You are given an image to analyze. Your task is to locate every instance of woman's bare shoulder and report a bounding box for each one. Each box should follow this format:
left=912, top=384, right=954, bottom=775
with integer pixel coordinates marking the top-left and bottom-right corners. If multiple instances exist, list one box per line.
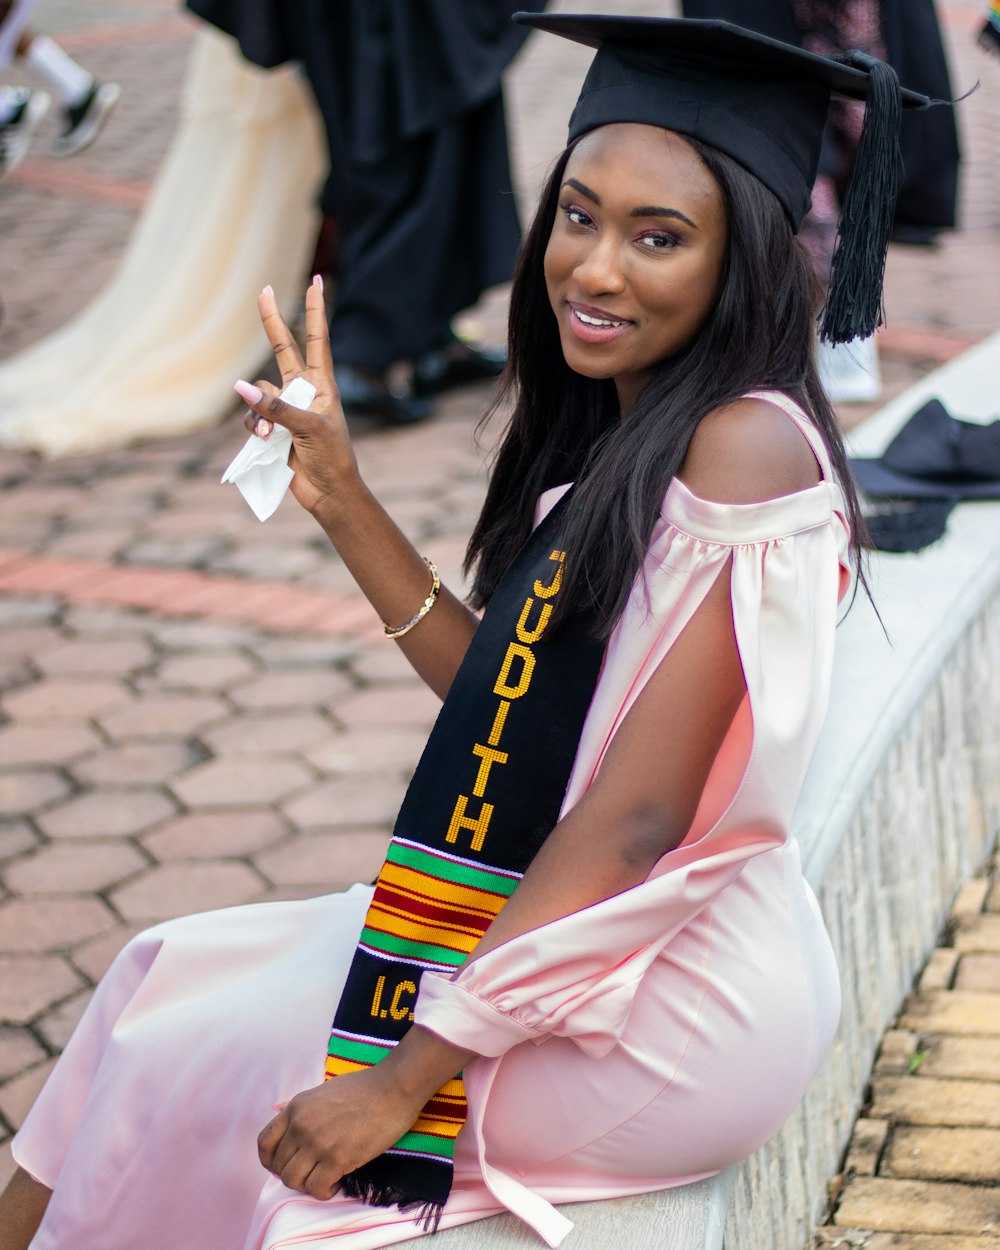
left=678, top=397, right=821, bottom=505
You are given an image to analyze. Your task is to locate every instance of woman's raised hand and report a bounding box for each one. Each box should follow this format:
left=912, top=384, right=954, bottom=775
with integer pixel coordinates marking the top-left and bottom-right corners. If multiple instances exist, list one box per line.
left=234, top=279, right=479, bottom=700
left=235, top=278, right=357, bottom=517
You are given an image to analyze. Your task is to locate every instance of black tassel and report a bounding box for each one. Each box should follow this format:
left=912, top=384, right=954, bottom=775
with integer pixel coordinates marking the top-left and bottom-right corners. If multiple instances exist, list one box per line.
left=819, top=51, right=903, bottom=345
left=340, top=1173, right=445, bottom=1233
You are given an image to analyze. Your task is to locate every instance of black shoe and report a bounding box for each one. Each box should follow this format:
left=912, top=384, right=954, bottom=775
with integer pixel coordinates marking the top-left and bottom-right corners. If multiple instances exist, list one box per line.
left=336, top=363, right=434, bottom=426
left=51, top=81, right=120, bottom=158
left=412, top=339, right=506, bottom=398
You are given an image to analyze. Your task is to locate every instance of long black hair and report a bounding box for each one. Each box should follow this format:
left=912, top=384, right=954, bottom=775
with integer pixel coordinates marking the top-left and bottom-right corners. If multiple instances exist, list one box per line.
left=465, top=133, right=870, bottom=636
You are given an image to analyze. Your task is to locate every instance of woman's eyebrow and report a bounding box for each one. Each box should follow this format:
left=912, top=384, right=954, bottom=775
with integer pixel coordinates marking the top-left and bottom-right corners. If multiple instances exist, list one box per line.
left=564, top=177, right=600, bottom=203
left=630, top=205, right=699, bottom=229
left=563, top=180, right=698, bottom=230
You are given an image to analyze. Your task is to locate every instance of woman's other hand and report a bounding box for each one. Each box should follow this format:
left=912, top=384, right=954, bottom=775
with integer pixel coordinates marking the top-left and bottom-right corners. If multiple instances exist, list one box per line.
left=257, top=1027, right=472, bottom=1200
left=235, top=278, right=358, bottom=518
left=257, top=1067, right=421, bottom=1200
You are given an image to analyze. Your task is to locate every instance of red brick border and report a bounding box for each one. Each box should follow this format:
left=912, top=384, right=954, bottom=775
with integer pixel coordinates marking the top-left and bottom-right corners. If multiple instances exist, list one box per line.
left=60, top=17, right=192, bottom=53
left=10, top=163, right=150, bottom=209
left=0, top=548, right=382, bottom=642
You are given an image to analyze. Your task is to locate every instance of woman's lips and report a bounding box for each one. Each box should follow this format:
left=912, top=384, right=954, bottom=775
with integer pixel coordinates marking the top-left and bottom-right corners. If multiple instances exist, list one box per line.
left=566, top=301, right=633, bottom=344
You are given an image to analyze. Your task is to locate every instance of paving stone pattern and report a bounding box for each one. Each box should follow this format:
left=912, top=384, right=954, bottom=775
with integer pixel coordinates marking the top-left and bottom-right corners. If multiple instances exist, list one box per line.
left=816, top=855, right=1000, bottom=1248
left=0, top=0, right=998, bottom=1228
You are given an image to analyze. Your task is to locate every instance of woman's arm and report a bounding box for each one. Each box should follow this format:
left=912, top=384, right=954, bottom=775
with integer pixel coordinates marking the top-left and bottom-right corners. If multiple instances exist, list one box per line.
left=257, top=398, right=820, bottom=1197
left=237, top=281, right=478, bottom=698
left=257, top=539, right=745, bottom=1199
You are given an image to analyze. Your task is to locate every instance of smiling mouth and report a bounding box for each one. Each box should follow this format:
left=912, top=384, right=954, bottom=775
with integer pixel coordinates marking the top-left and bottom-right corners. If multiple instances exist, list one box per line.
left=567, top=302, right=633, bottom=343
left=574, top=309, right=628, bottom=328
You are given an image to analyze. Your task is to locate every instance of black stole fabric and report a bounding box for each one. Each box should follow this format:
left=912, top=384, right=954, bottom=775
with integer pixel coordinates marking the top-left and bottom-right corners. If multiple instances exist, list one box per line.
left=326, top=490, right=604, bottom=1216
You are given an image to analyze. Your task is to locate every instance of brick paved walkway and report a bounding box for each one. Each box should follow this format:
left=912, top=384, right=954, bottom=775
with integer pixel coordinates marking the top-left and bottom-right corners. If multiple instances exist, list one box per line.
left=0, top=0, right=998, bottom=1229
left=816, top=849, right=1000, bottom=1248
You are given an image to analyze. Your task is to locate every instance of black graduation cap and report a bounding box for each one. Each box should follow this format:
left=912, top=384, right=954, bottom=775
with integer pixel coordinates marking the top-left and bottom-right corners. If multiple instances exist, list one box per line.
left=851, top=398, right=1000, bottom=500
left=513, top=13, right=933, bottom=345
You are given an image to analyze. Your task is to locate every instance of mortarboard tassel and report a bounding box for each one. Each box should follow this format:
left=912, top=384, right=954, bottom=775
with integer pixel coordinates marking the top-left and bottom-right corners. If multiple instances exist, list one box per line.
left=819, top=51, right=902, bottom=346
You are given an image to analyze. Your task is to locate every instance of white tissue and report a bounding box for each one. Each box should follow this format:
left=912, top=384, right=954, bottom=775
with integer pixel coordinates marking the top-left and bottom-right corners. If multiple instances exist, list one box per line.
left=221, top=376, right=317, bottom=521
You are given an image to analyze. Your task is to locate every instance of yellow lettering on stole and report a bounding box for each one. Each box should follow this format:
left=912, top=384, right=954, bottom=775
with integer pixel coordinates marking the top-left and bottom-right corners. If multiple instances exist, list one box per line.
left=471, top=743, right=508, bottom=797
left=445, top=794, right=494, bottom=852
left=533, top=550, right=566, bottom=599
left=488, top=701, right=510, bottom=746
left=516, top=596, right=553, bottom=645
left=446, top=549, right=565, bottom=858
left=493, top=643, right=535, bottom=699
left=370, top=974, right=388, bottom=1019
left=389, top=979, right=417, bottom=1021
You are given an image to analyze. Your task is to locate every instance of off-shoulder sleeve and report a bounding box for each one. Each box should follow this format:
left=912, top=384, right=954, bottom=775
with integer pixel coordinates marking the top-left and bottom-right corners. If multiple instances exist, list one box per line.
left=414, top=477, right=851, bottom=1059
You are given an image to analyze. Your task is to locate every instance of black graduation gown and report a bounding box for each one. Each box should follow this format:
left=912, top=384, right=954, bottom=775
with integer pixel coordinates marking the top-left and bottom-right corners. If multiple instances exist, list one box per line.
left=186, top=0, right=546, bottom=367
left=680, top=0, right=960, bottom=232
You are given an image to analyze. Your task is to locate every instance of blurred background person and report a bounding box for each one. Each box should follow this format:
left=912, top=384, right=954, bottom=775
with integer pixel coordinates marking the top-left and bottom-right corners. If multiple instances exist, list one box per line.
left=682, top=0, right=960, bottom=402
left=187, top=0, right=547, bottom=424
left=0, top=0, right=119, bottom=175
left=0, top=21, right=324, bottom=455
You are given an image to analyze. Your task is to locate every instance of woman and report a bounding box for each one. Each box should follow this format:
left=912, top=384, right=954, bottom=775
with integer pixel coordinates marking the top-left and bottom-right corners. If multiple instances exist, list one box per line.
left=0, top=14, right=927, bottom=1250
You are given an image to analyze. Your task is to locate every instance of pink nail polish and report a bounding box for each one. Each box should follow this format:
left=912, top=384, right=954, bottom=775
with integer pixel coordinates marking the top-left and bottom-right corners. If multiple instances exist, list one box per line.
left=255, top=419, right=272, bottom=440
left=312, top=273, right=324, bottom=292
left=262, top=284, right=274, bottom=297
left=271, top=1102, right=284, bottom=1112
left=235, top=379, right=263, bottom=405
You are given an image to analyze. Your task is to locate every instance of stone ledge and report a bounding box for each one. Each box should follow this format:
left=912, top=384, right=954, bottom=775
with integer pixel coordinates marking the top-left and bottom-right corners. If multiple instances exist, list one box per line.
left=727, top=330, right=1000, bottom=1250
left=432, top=331, right=1000, bottom=1249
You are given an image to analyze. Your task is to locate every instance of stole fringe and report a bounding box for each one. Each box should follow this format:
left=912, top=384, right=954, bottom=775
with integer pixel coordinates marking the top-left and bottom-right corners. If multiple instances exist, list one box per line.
left=341, top=1174, right=445, bottom=1233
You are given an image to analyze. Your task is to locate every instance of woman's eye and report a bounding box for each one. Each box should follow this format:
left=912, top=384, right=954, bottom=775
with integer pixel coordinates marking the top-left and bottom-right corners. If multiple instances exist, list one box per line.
left=638, top=231, right=680, bottom=251
left=562, top=205, right=593, bottom=228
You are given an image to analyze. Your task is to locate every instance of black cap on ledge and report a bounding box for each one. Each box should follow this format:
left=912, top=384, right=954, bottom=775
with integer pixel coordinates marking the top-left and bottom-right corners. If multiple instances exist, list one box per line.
left=513, top=13, right=933, bottom=344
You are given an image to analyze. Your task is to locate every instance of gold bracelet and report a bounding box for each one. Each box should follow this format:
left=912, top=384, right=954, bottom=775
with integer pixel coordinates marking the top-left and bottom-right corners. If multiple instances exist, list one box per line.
left=382, top=558, right=441, bottom=639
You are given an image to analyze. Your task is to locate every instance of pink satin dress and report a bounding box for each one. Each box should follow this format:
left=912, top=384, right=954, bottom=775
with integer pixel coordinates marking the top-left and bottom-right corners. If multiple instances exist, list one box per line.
left=14, top=391, right=849, bottom=1249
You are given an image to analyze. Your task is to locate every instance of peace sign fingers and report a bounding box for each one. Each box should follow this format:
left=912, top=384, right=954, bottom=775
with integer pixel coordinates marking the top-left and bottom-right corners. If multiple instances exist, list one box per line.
left=304, top=275, right=335, bottom=381
left=259, top=284, right=306, bottom=384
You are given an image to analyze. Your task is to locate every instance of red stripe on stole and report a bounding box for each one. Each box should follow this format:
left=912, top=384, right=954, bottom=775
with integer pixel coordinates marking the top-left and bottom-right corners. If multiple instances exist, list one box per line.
left=422, top=1097, right=467, bottom=1123
left=382, top=871, right=502, bottom=919
left=373, top=883, right=493, bottom=934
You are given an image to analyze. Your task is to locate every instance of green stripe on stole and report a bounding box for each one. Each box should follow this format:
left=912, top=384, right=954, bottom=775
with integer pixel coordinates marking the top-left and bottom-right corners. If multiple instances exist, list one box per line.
left=386, top=841, right=520, bottom=896
left=360, top=927, right=467, bottom=967
left=393, top=1131, right=457, bottom=1159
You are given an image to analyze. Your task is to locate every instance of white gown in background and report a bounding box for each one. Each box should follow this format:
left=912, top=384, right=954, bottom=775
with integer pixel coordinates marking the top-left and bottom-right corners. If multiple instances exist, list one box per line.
left=0, top=25, right=325, bottom=457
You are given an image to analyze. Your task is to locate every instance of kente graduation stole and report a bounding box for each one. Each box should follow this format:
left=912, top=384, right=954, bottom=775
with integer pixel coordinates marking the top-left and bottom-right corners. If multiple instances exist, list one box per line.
left=325, top=492, right=603, bottom=1220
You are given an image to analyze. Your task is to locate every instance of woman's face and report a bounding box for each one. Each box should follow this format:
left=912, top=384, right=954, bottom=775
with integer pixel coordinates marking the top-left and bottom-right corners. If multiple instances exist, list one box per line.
left=544, top=123, right=728, bottom=413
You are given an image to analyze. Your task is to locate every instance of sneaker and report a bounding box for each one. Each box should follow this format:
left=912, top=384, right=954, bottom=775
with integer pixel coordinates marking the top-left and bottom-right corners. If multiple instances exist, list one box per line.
left=0, top=88, right=51, bottom=180
left=51, top=81, right=120, bottom=158
left=817, top=334, right=881, bottom=404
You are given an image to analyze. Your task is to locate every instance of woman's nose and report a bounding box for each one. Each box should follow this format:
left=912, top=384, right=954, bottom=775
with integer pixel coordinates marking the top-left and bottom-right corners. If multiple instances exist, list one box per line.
left=574, top=237, right=626, bottom=296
